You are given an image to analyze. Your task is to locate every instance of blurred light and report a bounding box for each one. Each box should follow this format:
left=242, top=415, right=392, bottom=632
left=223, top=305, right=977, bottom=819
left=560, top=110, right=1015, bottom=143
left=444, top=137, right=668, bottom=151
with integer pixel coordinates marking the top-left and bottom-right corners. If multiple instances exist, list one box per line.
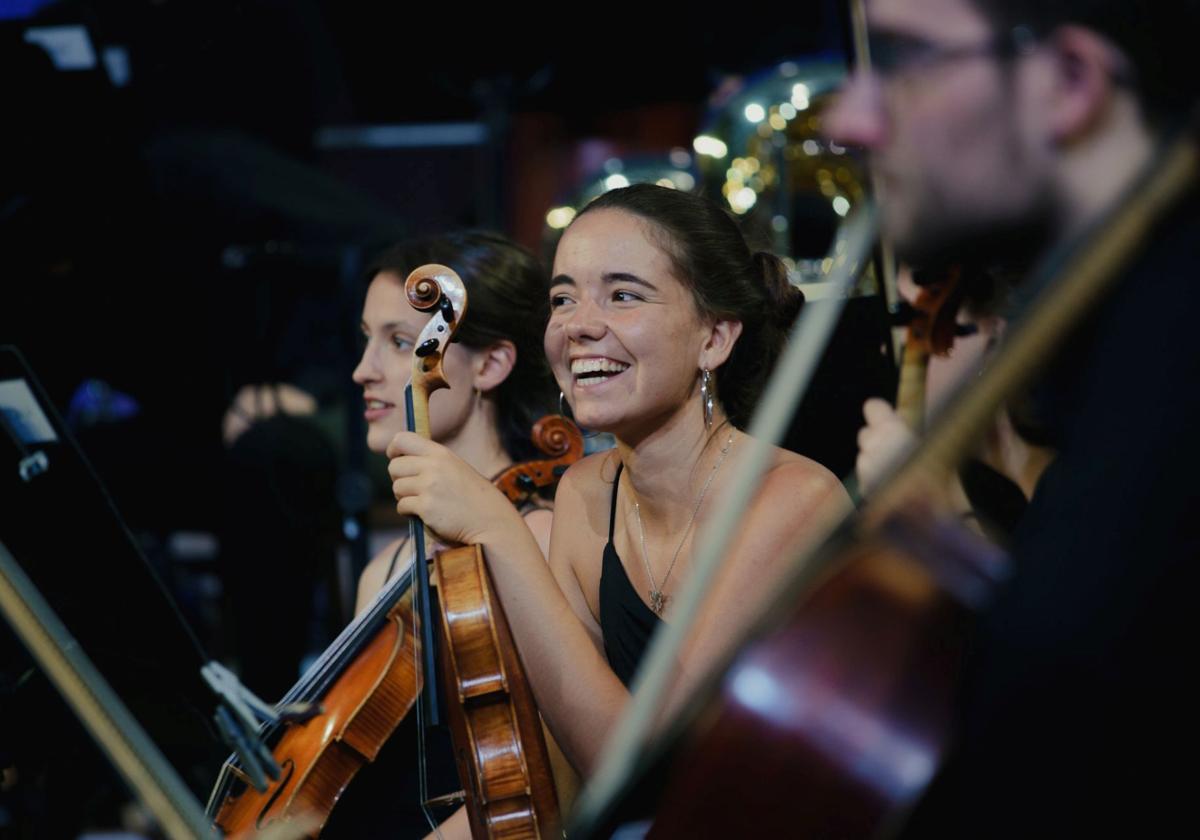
left=832, top=196, right=851, bottom=217
left=792, top=82, right=811, bottom=110
left=546, top=206, right=577, bottom=229
left=675, top=172, right=696, bottom=191
left=779, top=102, right=798, bottom=120
left=101, top=46, right=131, bottom=87
left=729, top=187, right=758, bottom=214
left=655, top=178, right=677, bottom=189
left=604, top=174, right=630, bottom=190
left=315, top=123, right=487, bottom=150
left=744, top=103, right=766, bottom=123
left=603, top=158, right=624, bottom=174
left=693, top=135, right=729, bottom=158
left=779, top=62, right=800, bottom=78
left=772, top=215, right=789, bottom=232
left=769, top=113, right=787, bottom=131
left=669, top=147, right=692, bottom=168
left=24, top=25, right=96, bottom=70
left=802, top=139, right=821, bottom=156
left=829, top=141, right=846, bottom=155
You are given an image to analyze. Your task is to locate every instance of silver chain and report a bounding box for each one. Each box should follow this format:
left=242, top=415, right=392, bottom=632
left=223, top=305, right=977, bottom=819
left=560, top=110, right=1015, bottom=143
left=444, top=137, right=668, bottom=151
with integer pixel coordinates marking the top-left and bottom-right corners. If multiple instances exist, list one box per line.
left=632, top=431, right=735, bottom=615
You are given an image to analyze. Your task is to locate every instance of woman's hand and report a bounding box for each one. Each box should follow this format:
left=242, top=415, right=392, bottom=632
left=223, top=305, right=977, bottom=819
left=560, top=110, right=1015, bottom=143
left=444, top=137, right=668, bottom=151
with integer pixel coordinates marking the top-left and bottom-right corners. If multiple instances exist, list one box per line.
left=386, top=431, right=522, bottom=547
left=856, top=398, right=918, bottom=496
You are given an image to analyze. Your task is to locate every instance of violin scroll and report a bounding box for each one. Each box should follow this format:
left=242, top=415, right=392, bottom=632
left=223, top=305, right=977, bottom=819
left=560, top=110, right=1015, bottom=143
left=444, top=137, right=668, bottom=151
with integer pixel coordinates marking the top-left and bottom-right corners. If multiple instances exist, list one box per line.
left=493, top=415, right=585, bottom=505
left=405, top=264, right=468, bottom=392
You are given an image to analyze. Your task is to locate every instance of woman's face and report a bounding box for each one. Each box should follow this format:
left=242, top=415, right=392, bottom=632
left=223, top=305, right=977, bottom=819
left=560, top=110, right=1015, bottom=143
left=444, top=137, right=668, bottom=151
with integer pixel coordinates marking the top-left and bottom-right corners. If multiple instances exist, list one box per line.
left=352, top=271, right=481, bottom=453
left=545, top=209, right=716, bottom=439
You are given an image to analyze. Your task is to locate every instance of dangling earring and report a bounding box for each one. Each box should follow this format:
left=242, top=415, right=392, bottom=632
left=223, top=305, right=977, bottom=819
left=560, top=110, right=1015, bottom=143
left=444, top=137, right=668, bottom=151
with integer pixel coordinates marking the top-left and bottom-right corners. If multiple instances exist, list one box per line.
left=559, top=390, right=568, bottom=418
left=700, top=368, right=714, bottom=430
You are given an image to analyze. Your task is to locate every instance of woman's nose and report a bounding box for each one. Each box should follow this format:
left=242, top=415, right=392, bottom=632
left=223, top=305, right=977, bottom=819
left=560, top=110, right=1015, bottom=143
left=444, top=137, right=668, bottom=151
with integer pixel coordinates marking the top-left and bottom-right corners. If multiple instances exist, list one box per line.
left=563, top=298, right=607, bottom=342
left=352, top=343, right=378, bottom=384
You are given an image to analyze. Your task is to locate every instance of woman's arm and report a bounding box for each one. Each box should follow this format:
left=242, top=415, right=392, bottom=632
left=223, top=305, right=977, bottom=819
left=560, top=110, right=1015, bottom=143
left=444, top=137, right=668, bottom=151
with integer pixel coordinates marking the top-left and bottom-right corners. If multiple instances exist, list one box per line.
left=388, top=435, right=631, bottom=776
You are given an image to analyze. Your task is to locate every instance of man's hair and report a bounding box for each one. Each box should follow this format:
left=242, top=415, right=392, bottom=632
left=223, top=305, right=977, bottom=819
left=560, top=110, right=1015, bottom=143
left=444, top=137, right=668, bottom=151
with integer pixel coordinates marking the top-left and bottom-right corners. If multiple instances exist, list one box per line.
left=971, top=0, right=1200, bottom=127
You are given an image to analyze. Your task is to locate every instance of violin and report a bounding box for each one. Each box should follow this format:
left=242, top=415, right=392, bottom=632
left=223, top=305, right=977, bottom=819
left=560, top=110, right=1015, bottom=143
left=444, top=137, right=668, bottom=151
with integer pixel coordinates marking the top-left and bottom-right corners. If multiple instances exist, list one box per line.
left=493, top=415, right=585, bottom=507
left=410, top=264, right=564, bottom=840
left=206, top=266, right=470, bottom=837
left=894, top=264, right=962, bottom=430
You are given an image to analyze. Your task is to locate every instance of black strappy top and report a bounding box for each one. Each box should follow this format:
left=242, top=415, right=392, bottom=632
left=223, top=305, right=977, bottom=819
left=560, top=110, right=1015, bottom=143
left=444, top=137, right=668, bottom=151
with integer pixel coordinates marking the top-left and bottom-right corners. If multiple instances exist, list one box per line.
left=599, top=463, right=665, bottom=688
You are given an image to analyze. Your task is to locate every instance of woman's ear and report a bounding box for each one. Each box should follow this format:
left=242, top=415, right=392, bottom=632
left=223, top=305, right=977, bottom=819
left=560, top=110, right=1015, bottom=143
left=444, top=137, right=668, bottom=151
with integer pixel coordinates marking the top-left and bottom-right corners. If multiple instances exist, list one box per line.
left=698, top=319, right=743, bottom=371
left=473, top=340, right=517, bottom=393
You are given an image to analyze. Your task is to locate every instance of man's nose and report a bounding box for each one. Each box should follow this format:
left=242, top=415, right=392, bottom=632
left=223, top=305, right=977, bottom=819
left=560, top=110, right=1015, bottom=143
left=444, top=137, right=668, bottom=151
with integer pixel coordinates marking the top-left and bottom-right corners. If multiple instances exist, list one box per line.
left=822, top=69, right=888, bottom=151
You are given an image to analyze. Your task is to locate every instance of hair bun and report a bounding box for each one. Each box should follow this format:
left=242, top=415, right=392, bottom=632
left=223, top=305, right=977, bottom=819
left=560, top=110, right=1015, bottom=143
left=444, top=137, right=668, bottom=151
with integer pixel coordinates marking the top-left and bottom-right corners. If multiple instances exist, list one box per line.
left=752, top=250, right=805, bottom=328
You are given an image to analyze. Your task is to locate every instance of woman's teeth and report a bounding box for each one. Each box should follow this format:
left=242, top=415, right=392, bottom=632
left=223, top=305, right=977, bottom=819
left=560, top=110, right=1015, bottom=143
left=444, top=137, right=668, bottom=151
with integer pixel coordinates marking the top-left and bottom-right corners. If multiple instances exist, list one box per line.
left=571, top=358, right=630, bottom=383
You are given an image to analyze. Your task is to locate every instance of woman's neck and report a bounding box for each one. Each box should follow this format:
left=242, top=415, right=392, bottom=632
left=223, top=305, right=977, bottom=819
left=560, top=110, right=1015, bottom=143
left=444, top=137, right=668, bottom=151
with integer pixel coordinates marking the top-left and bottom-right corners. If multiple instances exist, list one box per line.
left=617, top=405, right=735, bottom=533
left=443, top=397, right=513, bottom=480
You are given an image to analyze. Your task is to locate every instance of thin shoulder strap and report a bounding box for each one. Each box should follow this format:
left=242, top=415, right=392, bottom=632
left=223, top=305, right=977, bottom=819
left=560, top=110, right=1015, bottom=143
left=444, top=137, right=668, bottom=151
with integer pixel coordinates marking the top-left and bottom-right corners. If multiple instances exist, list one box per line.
left=608, top=463, right=624, bottom=543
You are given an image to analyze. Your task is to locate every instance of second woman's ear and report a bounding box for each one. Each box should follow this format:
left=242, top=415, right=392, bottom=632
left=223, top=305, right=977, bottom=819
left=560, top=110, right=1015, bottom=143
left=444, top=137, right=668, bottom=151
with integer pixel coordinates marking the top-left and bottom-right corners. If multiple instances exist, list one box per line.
left=473, top=340, right=518, bottom=392
left=698, top=319, right=744, bottom=371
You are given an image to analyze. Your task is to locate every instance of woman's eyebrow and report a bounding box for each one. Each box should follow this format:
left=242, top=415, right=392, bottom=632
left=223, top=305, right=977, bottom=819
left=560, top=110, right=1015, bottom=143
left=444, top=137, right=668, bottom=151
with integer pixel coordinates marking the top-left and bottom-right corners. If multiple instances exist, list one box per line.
left=550, top=274, right=576, bottom=287
left=603, top=272, right=658, bottom=291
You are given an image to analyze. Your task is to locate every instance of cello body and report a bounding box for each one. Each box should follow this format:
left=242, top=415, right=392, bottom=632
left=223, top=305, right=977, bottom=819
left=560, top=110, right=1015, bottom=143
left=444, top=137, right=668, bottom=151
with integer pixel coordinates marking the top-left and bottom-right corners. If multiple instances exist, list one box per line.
left=587, top=509, right=1007, bottom=839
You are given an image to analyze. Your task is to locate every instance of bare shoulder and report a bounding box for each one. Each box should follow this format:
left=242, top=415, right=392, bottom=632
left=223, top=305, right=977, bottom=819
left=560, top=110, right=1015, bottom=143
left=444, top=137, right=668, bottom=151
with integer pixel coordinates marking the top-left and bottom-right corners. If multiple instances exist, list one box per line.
left=555, top=449, right=621, bottom=513
left=356, top=536, right=408, bottom=615
left=755, top=447, right=851, bottom=519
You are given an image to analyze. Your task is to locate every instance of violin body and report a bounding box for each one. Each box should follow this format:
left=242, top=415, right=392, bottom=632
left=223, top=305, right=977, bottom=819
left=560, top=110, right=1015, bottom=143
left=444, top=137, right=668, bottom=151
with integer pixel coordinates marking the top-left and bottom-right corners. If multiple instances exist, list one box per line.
left=436, top=544, right=560, bottom=839
left=212, top=590, right=421, bottom=837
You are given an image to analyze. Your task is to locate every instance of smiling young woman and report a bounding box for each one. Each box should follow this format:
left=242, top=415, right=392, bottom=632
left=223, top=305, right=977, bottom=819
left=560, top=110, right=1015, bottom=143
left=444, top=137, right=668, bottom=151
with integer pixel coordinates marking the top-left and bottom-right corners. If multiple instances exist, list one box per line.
left=385, top=185, right=851, bottom=791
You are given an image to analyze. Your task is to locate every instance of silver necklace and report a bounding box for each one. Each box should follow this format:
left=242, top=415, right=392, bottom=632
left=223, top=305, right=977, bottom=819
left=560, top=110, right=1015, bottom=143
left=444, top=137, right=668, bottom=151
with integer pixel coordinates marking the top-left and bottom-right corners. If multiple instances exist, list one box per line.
left=631, top=431, right=734, bottom=615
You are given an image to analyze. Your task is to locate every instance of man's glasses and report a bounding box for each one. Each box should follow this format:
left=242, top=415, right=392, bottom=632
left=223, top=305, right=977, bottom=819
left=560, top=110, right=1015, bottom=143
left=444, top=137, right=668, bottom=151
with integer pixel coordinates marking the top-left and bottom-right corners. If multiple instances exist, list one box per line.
left=866, top=26, right=1038, bottom=81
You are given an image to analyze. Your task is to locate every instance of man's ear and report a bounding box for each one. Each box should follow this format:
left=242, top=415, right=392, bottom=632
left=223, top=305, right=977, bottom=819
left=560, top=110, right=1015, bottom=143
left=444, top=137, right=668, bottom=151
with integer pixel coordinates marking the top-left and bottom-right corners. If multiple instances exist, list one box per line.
left=1044, top=25, right=1129, bottom=143
left=698, top=319, right=743, bottom=371
left=473, top=340, right=517, bottom=392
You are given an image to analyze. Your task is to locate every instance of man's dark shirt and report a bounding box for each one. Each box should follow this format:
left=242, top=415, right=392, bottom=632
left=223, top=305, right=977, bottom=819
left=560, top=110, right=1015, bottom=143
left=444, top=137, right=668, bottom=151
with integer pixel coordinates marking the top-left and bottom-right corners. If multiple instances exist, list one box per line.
left=906, top=191, right=1200, bottom=836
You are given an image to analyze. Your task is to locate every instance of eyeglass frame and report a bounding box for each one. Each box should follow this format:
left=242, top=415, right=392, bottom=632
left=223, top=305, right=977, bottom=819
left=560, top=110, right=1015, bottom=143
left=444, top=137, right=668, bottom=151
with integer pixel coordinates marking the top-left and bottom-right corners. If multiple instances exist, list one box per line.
left=864, top=25, right=1041, bottom=81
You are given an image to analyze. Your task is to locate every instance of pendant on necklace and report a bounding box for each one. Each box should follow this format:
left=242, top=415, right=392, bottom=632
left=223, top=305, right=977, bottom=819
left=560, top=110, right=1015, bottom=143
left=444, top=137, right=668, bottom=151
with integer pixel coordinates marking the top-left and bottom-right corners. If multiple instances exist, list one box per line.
left=649, top=589, right=667, bottom=615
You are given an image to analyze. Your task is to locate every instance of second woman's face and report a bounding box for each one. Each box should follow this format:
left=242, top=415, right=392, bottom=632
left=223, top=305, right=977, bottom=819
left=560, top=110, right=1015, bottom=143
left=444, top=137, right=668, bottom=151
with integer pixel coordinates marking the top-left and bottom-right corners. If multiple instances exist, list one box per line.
left=546, top=208, right=712, bottom=438
left=352, top=272, right=480, bottom=454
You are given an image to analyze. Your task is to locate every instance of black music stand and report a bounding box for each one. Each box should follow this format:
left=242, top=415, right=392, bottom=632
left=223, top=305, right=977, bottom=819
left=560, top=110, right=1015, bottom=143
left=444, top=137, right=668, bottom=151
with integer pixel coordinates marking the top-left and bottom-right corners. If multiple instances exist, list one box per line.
left=0, top=345, right=225, bottom=829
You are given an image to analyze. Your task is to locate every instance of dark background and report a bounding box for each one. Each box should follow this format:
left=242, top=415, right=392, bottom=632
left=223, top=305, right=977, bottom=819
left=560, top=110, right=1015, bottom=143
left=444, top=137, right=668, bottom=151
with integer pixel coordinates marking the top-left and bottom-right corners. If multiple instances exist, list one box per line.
left=0, top=1, right=892, bottom=834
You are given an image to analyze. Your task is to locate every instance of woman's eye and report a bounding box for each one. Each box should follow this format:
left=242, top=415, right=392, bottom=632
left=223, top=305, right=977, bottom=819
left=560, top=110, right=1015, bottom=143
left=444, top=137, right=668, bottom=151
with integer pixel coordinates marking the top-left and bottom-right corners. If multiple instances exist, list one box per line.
left=613, top=290, right=641, bottom=303
left=392, top=335, right=413, bottom=351
left=550, top=293, right=573, bottom=309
